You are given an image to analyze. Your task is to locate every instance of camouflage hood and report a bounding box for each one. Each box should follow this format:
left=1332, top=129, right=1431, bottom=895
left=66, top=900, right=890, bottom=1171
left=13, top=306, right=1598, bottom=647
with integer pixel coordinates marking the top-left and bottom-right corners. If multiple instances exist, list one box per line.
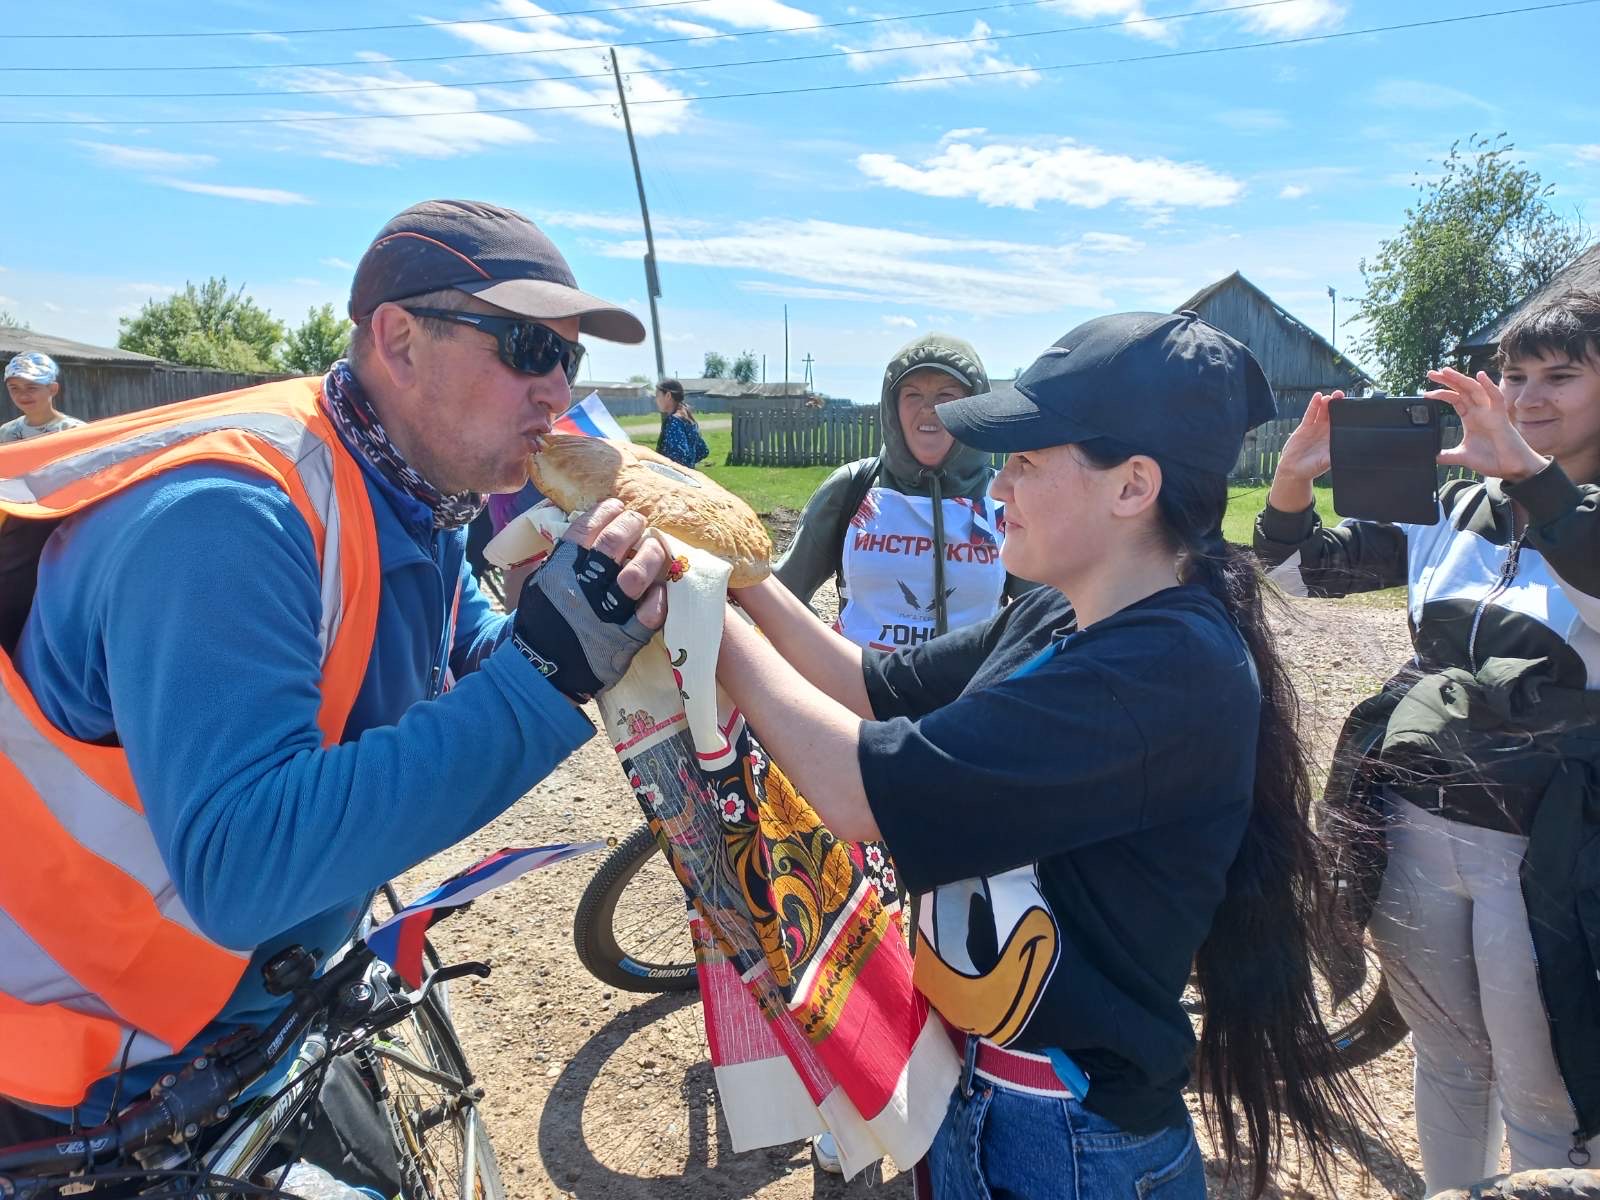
left=877, top=332, right=993, bottom=497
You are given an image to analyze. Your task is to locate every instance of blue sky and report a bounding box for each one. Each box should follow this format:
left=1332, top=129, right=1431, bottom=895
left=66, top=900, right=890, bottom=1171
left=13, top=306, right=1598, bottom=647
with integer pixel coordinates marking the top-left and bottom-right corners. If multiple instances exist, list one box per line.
left=5, top=0, right=1598, bottom=402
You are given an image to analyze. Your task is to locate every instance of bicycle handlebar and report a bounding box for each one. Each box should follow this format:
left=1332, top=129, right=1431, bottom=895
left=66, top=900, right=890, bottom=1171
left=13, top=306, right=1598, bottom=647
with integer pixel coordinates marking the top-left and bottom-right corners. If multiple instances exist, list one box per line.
left=0, top=942, right=492, bottom=1190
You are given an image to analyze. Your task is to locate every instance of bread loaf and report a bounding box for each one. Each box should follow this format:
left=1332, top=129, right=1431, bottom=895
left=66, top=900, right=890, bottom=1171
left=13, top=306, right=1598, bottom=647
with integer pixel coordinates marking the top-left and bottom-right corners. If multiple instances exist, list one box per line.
left=528, top=435, right=772, bottom=587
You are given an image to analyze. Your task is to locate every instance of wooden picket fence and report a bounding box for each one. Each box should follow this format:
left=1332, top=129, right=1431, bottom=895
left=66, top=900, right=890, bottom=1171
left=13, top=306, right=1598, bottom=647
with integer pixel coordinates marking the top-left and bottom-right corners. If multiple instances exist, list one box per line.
left=729, top=406, right=882, bottom=467
left=732, top=406, right=1479, bottom=485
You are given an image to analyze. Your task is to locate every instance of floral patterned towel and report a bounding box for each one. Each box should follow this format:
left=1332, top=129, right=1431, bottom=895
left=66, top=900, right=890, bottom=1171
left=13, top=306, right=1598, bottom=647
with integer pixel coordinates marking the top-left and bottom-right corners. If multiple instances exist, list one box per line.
left=485, top=508, right=957, bottom=1176
left=600, top=534, right=958, bottom=1179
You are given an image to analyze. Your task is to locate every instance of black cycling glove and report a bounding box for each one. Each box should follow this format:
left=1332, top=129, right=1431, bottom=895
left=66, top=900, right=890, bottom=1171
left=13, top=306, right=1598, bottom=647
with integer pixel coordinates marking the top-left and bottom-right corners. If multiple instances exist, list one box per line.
left=512, top=540, right=654, bottom=701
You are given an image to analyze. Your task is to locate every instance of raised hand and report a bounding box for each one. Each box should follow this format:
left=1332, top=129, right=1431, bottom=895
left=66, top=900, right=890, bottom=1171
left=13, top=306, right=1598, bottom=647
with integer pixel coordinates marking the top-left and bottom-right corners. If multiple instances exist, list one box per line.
left=1427, top=367, right=1548, bottom=484
left=512, top=499, right=669, bottom=701
left=1267, top=390, right=1340, bottom=513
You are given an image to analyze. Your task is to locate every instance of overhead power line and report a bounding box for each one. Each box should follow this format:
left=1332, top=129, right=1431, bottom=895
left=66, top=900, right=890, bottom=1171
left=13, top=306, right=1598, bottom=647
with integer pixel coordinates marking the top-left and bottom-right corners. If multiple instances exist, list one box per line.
left=4, top=0, right=1593, bottom=124
left=0, top=0, right=1107, bottom=73
left=0, top=0, right=1314, bottom=99
left=6, top=0, right=713, bottom=40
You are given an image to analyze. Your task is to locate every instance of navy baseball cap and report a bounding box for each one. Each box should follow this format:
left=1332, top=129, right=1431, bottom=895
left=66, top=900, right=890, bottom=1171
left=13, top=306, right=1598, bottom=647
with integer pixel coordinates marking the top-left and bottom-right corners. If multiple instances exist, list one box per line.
left=349, top=199, right=646, bottom=343
left=937, top=311, right=1276, bottom=476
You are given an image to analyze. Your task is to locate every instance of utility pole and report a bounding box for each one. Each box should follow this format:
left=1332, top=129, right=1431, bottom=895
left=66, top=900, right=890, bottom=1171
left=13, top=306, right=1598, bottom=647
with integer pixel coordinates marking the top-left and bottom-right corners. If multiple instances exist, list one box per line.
left=610, top=48, right=664, bottom=380
left=801, top=352, right=814, bottom=390
left=1328, top=285, right=1337, bottom=351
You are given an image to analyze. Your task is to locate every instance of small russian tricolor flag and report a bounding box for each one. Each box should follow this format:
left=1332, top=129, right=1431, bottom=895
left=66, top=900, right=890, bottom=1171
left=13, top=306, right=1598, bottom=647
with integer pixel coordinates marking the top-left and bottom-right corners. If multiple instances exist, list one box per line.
left=553, top=391, right=630, bottom=441
left=367, top=842, right=606, bottom=987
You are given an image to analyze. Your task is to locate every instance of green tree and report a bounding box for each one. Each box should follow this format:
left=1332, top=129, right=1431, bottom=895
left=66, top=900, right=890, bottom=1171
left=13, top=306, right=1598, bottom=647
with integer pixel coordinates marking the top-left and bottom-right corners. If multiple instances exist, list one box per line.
left=283, top=303, right=353, bottom=374
left=702, top=350, right=728, bottom=379
left=731, top=351, right=758, bottom=385
left=0, top=310, right=28, bottom=330
left=118, top=277, right=286, bottom=372
left=626, top=373, right=651, bottom=385
left=1353, top=134, right=1590, bottom=392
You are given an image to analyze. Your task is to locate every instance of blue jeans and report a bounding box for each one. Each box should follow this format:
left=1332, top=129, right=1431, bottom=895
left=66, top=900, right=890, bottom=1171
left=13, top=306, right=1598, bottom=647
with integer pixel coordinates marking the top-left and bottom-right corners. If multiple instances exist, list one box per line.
left=927, top=1082, right=1205, bottom=1199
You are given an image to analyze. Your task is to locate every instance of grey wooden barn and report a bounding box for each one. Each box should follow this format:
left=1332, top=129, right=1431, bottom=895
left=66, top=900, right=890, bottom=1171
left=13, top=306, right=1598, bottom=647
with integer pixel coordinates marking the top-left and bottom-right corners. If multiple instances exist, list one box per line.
left=1176, top=272, right=1373, bottom=418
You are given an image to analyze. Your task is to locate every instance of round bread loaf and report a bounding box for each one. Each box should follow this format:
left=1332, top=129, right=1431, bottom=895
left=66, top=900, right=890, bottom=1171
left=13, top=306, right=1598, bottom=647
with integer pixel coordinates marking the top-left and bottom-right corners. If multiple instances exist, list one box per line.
left=528, top=434, right=772, bottom=586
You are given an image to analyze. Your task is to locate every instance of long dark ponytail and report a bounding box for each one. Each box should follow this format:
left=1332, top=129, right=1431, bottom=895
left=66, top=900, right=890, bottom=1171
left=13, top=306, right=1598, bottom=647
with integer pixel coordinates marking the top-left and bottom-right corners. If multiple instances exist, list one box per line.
left=1076, top=439, right=1378, bottom=1196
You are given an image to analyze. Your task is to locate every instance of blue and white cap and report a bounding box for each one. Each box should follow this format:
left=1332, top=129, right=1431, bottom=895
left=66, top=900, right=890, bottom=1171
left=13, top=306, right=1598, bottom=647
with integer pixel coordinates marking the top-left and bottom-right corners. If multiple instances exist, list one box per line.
left=4, top=352, right=59, bottom=385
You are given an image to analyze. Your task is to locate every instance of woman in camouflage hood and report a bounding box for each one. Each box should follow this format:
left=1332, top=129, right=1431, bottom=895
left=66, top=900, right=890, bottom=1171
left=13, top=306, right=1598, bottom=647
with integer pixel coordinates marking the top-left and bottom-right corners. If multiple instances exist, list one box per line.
left=774, top=333, right=1032, bottom=651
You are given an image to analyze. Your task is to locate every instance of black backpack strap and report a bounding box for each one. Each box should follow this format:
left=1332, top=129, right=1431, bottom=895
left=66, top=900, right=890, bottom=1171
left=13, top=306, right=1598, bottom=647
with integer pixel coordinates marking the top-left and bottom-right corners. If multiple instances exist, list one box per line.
left=832, top=454, right=883, bottom=582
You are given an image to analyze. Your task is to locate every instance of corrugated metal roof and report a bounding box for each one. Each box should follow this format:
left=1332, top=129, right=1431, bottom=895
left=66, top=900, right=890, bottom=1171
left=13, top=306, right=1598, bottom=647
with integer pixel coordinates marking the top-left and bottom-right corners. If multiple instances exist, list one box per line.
left=1459, top=243, right=1600, bottom=352
left=0, top=327, right=170, bottom=367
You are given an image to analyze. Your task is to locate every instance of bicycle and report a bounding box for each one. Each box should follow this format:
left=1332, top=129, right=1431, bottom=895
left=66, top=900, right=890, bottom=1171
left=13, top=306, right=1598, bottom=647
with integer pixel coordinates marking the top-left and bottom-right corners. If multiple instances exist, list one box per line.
left=572, top=821, right=1411, bottom=1072
left=0, top=884, right=502, bottom=1200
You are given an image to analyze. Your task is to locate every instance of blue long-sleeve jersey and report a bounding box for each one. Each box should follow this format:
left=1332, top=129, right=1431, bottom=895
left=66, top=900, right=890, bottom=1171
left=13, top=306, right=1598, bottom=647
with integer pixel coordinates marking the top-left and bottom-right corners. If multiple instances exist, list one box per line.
left=14, top=444, right=593, bottom=1119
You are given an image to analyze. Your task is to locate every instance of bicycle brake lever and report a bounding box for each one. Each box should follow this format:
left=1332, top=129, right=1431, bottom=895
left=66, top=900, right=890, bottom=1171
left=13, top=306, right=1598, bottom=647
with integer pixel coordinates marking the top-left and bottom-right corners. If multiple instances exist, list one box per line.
left=424, top=961, right=491, bottom=990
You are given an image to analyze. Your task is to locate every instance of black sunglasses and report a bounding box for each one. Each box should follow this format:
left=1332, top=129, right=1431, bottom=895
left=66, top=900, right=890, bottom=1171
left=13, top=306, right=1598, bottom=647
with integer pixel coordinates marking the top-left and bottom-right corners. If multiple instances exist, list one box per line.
left=404, top=307, right=585, bottom=384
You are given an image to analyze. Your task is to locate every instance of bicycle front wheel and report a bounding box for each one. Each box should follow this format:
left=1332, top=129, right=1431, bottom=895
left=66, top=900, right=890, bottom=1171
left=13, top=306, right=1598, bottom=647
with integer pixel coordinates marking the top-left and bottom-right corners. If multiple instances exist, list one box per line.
left=369, top=988, right=505, bottom=1200
left=572, top=823, right=698, bottom=994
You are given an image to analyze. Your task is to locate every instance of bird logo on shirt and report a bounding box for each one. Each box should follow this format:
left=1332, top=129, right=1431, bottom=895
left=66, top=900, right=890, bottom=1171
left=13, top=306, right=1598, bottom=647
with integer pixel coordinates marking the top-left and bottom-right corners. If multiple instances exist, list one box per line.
left=896, top=580, right=957, bottom=613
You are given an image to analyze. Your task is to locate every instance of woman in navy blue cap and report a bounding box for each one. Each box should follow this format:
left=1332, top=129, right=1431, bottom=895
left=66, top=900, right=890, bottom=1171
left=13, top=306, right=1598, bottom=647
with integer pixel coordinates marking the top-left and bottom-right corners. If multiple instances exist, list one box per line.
left=715, top=312, right=1374, bottom=1198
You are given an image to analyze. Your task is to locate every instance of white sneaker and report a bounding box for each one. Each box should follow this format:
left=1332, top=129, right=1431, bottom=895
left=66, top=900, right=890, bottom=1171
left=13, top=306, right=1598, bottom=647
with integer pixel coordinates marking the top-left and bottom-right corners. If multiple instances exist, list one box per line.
left=812, top=1131, right=844, bottom=1175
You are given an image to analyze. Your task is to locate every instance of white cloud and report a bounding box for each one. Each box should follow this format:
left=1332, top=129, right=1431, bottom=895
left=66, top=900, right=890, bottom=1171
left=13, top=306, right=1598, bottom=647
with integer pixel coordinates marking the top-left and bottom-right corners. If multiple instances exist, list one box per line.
left=270, top=66, right=540, bottom=164
left=1237, top=0, right=1347, bottom=34
left=1280, top=184, right=1310, bottom=199
left=75, top=141, right=219, bottom=172
left=439, top=6, right=693, bottom=137
left=883, top=315, right=918, bottom=328
left=1217, top=108, right=1290, bottom=133
left=1369, top=79, right=1496, bottom=113
left=840, top=21, right=1039, bottom=88
left=1255, top=265, right=1312, bottom=281
left=321, top=257, right=355, bottom=270
left=670, top=0, right=818, bottom=29
left=857, top=137, right=1243, bottom=211
left=1573, top=145, right=1600, bottom=165
left=1079, top=232, right=1145, bottom=254
left=650, top=19, right=722, bottom=38
left=43, top=301, right=63, bottom=313
left=601, top=217, right=1118, bottom=317
left=542, top=212, right=644, bottom=234
left=1042, top=0, right=1170, bottom=42
left=163, top=181, right=314, bottom=205
left=541, top=210, right=717, bottom=236
left=124, top=282, right=178, bottom=295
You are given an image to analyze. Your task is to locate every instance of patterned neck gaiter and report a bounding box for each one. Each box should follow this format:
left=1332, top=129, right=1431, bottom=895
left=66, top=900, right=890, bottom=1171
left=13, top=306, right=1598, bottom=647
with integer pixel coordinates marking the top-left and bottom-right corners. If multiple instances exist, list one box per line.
left=321, top=359, right=485, bottom=530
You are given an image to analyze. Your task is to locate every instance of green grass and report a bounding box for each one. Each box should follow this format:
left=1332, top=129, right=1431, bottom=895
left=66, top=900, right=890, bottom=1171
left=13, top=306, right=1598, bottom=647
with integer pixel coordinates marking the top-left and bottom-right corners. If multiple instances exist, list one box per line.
left=1226, top=484, right=1407, bottom=608
left=625, top=424, right=833, bottom=514
left=1221, top=483, right=1339, bottom=545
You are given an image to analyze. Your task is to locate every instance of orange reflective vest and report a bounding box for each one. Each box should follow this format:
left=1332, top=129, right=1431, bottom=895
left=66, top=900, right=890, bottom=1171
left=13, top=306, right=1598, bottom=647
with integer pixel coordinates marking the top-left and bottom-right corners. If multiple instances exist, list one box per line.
left=0, top=377, right=379, bottom=1108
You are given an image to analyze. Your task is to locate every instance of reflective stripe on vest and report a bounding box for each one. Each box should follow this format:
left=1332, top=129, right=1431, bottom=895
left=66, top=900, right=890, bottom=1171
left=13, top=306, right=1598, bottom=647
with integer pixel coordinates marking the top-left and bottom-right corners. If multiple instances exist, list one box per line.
left=0, top=377, right=379, bottom=1108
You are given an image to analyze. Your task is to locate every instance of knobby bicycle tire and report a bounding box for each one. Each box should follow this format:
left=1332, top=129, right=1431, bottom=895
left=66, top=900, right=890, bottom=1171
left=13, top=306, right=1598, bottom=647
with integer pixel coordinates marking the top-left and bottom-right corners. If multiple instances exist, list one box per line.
left=370, top=987, right=505, bottom=1200
left=1324, top=974, right=1408, bottom=1072
left=572, top=823, right=698, bottom=994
